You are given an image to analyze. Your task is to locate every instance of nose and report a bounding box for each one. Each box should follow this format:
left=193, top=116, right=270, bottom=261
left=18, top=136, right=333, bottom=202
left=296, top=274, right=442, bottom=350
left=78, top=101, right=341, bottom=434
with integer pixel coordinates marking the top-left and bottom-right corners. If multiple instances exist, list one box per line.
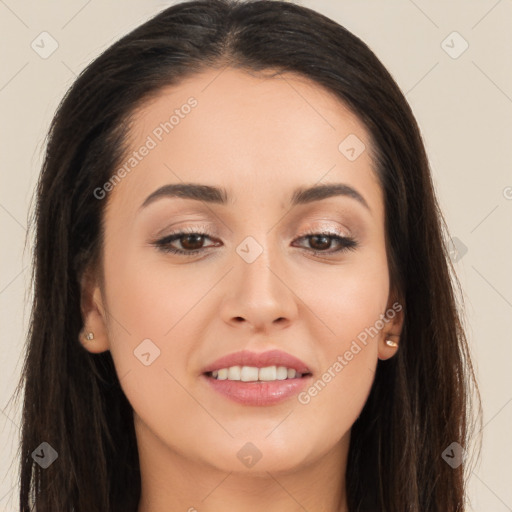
left=219, top=240, right=299, bottom=334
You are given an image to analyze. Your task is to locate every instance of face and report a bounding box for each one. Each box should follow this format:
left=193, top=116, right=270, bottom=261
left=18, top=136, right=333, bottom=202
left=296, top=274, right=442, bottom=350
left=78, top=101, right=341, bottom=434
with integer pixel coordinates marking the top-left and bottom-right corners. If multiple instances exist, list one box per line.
left=81, top=67, right=403, bottom=476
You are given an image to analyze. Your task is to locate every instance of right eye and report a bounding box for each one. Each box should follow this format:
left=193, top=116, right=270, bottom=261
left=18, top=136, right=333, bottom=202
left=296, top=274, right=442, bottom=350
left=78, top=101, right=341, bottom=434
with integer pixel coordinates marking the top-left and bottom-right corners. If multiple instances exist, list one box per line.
left=153, top=229, right=221, bottom=256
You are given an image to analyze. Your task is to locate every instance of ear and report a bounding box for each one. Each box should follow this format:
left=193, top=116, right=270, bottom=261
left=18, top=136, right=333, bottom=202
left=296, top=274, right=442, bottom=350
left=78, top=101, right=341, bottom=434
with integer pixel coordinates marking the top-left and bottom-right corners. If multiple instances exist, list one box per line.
left=79, top=267, right=110, bottom=354
left=378, top=294, right=404, bottom=361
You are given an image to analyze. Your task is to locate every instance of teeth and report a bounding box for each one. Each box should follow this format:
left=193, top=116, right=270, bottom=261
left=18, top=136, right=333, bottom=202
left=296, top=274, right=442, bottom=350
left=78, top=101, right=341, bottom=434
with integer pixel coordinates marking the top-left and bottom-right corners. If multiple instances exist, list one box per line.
left=259, top=366, right=276, bottom=381
left=276, top=366, right=288, bottom=380
left=241, top=366, right=259, bottom=382
left=228, top=366, right=241, bottom=380
left=209, top=365, right=304, bottom=381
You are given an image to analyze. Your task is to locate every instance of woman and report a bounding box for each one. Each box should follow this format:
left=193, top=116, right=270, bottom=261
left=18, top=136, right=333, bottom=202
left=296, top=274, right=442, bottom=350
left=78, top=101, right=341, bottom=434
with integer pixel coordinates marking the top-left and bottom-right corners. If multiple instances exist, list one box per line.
left=15, top=0, right=481, bottom=510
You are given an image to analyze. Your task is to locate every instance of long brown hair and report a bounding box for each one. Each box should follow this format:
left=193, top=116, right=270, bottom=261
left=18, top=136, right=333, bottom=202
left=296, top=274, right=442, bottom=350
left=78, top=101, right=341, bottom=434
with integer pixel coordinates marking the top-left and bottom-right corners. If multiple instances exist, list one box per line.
left=14, top=0, right=482, bottom=510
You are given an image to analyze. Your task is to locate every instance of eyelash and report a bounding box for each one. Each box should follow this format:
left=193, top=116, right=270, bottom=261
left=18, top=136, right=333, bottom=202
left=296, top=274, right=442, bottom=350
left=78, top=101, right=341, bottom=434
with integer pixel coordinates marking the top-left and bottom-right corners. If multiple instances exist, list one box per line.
left=152, top=226, right=358, bottom=257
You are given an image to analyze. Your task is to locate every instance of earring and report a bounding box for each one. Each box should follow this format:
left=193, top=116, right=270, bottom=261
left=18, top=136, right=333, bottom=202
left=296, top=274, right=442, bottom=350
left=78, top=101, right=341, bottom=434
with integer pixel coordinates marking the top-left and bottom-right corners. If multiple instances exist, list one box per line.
left=385, top=339, right=398, bottom=348
left=85, top=331, right=95, bottom=341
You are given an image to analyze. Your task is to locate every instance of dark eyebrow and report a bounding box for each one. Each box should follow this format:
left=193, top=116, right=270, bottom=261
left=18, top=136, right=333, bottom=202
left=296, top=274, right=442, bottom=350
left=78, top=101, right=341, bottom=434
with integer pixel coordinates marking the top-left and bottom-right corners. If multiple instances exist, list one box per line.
left=140, top=182, right=370, bottom=211
left=290, top=183, right=370, bottom=211
left=140, top=183, right=228, bottom=209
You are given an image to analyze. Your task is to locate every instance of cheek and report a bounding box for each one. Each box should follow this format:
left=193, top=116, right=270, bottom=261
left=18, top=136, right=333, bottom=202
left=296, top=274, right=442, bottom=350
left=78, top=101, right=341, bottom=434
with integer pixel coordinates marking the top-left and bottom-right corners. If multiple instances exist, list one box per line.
left=291, top=249, right=388, bottom=430
left=291, top=293, right=384, bottom=457
left=102, top=238, right=216, bottom=343
left=100, top=249, right=212, bottom=453
left=100, top=244, right=222, bottom=406
left=296, top=248, right=390, bottom=346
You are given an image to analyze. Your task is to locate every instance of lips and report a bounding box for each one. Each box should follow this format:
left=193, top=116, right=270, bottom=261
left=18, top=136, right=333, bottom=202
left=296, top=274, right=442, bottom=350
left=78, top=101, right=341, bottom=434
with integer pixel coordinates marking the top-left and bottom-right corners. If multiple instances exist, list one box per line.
left=201, top=349, right=312, bottom=375
left=200, top=349, right=313, bottom=406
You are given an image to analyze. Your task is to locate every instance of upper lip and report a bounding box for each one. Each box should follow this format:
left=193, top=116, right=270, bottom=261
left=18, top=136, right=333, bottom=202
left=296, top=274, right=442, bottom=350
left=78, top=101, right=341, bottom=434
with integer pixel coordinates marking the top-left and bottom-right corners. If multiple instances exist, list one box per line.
left=202, top=349, right=312, bottom=374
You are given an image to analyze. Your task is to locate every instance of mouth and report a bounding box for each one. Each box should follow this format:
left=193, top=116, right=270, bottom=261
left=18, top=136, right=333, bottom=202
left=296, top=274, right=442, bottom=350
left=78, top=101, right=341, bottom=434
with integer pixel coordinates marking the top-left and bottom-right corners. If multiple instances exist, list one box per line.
left=201, top=349, right=313, bottom=406
left=202, top=368, right=313, bottom=406
left=200, top=350, right=314, bottom=406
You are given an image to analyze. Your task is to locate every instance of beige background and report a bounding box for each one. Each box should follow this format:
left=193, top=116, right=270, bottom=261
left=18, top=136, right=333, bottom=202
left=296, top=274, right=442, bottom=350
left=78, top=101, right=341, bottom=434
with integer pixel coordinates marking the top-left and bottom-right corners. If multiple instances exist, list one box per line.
left=1, top=1, right=511, bottom=510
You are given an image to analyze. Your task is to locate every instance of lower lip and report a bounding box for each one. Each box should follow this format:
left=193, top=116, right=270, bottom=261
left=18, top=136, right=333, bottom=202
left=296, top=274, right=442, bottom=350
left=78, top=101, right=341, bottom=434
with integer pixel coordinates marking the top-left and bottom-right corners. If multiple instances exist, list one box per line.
left=202, top=374, right=312, bottom=406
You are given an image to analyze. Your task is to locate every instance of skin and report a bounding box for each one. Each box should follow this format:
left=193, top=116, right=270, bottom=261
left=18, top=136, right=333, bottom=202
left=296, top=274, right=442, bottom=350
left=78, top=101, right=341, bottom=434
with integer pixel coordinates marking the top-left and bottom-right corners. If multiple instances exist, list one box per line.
left=80, top=67, right=403, bottom=512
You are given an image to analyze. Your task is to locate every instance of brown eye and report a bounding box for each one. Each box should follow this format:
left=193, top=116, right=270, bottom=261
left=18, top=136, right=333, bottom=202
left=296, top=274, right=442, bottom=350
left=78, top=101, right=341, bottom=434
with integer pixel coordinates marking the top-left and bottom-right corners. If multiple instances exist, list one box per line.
left=308, top=234, right=333, bottom=251
left=154, top=230, right=220, bottom=256
left=179, top=233, right=206, bottom=251
left=293, top=231, right=358, bottom=255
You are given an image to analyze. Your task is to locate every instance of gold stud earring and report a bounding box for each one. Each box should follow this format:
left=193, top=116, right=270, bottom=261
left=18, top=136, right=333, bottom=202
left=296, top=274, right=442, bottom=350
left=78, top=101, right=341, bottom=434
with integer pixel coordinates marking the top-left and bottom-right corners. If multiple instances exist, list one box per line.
left=385, top=339, right=398, bottom=348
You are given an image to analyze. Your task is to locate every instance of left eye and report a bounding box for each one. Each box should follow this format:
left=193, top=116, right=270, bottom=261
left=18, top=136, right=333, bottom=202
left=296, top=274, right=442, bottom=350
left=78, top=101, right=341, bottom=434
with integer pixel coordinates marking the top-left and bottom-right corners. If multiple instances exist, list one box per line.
left=293, top=231, right=358, bottom=254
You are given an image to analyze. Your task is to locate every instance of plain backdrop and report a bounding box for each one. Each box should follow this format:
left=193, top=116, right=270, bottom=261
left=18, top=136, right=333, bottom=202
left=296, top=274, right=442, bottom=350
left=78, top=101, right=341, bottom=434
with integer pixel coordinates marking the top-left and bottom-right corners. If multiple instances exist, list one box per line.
left=1, top=1, right=511, bottom=510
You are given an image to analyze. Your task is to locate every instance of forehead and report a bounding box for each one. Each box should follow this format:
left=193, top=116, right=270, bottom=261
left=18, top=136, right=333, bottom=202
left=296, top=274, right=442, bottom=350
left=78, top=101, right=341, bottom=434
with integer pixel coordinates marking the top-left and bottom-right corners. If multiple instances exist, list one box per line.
left=106, top=67, right=381, bottom=217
